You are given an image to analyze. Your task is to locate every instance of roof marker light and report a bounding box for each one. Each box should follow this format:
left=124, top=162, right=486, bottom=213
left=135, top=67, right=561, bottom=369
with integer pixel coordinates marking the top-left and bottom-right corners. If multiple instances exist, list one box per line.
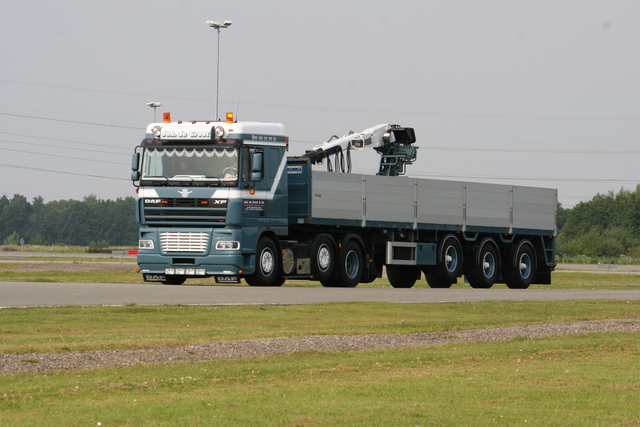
left=226, top=112, right=234, bottom=123
left=163, top=112, right=171, bottom=122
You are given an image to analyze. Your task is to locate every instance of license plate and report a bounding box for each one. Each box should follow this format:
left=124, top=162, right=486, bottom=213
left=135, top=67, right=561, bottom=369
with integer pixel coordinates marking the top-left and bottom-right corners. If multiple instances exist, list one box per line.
left=143, top=274, right=166, bottom=282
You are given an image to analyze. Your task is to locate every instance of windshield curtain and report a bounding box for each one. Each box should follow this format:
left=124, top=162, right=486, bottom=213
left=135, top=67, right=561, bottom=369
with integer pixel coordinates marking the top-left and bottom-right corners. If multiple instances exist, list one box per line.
left=141, top=147, right=238, bottom=185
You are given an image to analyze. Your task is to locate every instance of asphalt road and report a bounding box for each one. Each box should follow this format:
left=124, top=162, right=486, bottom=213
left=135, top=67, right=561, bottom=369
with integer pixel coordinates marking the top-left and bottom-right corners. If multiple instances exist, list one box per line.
left=1, top=282, right=640, bottom=308
left=1, top=253, right=639, bottom=307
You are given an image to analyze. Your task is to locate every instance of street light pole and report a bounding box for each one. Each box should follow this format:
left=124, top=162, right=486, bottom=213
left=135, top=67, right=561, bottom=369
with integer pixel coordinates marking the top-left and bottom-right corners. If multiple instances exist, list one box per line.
left=146, top=102, right=162, bottom=122
left=206, top=20, right=232, bottom=121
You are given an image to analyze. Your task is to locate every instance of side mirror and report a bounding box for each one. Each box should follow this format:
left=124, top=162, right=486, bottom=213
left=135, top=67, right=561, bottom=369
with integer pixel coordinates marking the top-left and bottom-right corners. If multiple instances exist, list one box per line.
left=131, top=171, right=140, bottom=181
left=131, top=153, right=140, bottom=171
left=250, top=151, right=263, bottom=182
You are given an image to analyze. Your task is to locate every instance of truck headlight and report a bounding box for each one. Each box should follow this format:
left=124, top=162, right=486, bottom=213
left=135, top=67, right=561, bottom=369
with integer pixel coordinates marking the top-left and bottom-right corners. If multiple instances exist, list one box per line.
left=139, top=240, right=154, bottom=249
left=216, top=241, right=240, bottom=250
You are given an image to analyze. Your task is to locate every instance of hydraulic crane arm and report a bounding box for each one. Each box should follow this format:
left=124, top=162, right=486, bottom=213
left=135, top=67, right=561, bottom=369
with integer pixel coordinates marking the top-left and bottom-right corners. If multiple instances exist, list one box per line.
left=299, top=124, right=417, bottom=177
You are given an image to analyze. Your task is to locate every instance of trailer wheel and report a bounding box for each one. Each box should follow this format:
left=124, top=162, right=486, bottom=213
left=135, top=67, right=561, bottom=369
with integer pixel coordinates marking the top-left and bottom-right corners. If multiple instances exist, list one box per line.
left=425, top=234, right=462, bottom=288
left=162, top=276, right=186, bottom=285
left=466, top=240, right=500, bottom=289
left=246, top=236, right=281, bottom=286
left=504, top=241, right=535, bottom=289
left=310, top=234, right=336, bottom=281
left=387, top=265, right=420, bottom=288
left=321, top=239, right=363, bottom=287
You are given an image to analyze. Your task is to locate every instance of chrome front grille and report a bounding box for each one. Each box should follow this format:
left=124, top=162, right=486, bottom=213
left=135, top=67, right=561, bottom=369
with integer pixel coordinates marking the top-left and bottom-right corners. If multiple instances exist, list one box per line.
left=159, top=232, right=209, bottom=253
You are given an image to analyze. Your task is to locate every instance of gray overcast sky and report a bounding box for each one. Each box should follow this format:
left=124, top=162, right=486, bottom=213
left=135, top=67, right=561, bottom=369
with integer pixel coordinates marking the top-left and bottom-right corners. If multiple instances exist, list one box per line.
left=1, top=0, right=639, bottom=207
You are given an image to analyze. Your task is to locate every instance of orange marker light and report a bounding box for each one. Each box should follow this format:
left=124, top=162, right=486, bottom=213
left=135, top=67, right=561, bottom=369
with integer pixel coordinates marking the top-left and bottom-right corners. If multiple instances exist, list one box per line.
left=226, top=112, right=234, bottom=123
left=163, top=112, right=171, bottom=122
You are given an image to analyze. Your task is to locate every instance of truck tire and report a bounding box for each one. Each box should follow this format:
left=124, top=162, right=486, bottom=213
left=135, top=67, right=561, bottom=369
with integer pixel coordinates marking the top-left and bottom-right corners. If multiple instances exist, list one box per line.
left=504, top=241, right=535, bottom=289
left=310, top=234, right=336, bottom=282
left=321, top=239, right=363, bottom=288
left=424, top=234, right=462, bottom=288
left=162, top=276, right=186, bottom=285
left=466, top=240, right=500, bottom=289
left=246, top=236, right=282, bottom=287
left=387, top=265, right=420, bottom=288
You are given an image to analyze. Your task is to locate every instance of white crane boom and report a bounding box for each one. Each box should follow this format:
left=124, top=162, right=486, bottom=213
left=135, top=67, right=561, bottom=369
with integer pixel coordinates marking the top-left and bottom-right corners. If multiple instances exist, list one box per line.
left=300, top=124, right=417, bottom=176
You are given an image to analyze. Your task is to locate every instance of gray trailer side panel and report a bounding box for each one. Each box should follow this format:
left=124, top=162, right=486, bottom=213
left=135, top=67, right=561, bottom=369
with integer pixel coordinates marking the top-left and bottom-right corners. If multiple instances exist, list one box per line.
left=465, top=182, right=511, bottom=230
left=416, top=179, right=464, bottom=227
left=311, top=172, right=362, bottom=221
left=309, top=171, right=556, bottom=234
left=365, top=175, right=415, bottom=225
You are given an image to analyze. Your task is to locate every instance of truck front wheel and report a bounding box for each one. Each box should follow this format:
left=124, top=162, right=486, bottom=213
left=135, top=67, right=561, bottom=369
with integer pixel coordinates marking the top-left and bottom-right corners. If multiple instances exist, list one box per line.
left=246, top=236, right=282, bottom=287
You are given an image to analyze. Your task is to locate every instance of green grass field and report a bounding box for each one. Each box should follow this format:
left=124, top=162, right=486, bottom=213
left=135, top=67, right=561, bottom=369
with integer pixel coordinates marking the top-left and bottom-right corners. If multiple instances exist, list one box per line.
left=1, top=262, right=640, bottom=425
left=2, top=331, right=639, bottom=426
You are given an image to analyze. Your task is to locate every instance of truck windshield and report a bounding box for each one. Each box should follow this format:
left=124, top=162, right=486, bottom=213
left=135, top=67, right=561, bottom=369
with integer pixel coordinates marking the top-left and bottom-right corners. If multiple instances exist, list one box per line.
left=140, top=147, right=238, bottom=186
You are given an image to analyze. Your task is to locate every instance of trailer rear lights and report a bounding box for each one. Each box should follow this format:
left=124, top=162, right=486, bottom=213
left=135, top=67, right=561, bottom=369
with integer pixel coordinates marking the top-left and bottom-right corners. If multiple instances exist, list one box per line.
left=139, top=240, right=154, bottom=249
left=216, top=241, right=240, bottom=250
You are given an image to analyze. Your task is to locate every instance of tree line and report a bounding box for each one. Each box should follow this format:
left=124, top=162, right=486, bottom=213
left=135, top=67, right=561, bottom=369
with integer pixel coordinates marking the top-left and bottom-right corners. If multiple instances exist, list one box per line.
left=557, top=185, right=640, bottom=261
left=0, top=194, right=138, bottom=247
left=2, top=186, right=640, bottom=260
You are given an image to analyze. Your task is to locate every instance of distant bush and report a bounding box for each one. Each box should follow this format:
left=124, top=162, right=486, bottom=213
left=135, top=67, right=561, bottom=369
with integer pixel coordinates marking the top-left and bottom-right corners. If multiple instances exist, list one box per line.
left=86, top=240, right=111, bottom=254
left=3, top=231, right=20, bottom=246
left=2, top=246, right=18, bottom=252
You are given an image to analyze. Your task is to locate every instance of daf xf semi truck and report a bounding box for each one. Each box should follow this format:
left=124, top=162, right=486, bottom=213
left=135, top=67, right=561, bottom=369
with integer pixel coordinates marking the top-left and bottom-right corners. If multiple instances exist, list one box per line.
left=131, top=113, right=556, bottom=288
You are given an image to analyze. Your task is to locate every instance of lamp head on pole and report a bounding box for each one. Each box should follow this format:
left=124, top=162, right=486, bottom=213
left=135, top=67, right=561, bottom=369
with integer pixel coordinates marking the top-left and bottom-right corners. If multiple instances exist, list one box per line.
left=206, top=20, right=232, bottom=29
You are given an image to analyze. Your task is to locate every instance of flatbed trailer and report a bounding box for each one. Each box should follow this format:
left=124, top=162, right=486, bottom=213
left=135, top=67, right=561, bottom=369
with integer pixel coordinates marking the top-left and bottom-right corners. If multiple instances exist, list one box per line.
left=283, top=159, right=556, bottom=288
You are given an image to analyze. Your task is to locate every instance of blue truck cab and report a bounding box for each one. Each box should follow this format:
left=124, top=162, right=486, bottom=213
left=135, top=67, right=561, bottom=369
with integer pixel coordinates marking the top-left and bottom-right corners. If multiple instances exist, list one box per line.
left=131, top=115, right=289, bottom=285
